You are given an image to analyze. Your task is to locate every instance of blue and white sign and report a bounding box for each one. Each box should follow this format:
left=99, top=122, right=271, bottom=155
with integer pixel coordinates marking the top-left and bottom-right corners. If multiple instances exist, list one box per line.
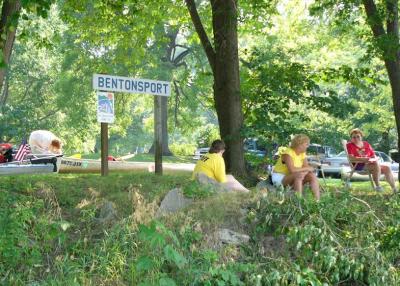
left=97, top=91, right=115, bottom=123
left=93, top=74, right=170, bottom=97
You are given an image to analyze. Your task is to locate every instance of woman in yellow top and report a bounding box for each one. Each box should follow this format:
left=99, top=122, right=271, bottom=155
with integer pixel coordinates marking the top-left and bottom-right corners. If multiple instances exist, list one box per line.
left=272, top=134, right=320, bottom=200
left=193, top=140, right=249, bottom=192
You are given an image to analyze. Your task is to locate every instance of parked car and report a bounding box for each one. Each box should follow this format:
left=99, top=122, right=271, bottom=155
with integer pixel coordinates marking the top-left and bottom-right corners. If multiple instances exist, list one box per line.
left=244, top=138, right=266, bottom=158
left=193, top=138, right=267, bottom=160
left=320, top=150, right=399, bottom=178
left=193, top=147, right=209, bottom=160
left=307, top=144, right=337, bottom=159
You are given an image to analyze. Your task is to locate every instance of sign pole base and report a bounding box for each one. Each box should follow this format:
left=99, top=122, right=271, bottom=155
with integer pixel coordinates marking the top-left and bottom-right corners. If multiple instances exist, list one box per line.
left=101, top=122, right=109, bottom=176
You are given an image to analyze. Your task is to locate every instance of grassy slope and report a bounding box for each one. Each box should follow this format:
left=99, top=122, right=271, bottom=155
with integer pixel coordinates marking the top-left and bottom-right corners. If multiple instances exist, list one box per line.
left=1, top=174, right=399, bottom=284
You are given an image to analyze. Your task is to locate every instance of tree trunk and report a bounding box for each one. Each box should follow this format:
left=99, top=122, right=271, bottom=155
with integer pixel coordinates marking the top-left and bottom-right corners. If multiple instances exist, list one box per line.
left=0, top=0, right=21, bottom=96
left=148, top=96, right=173, bottom=155
left=160, top=96, right=172, bottom=155
left=185, top=0, right=247, bottom=175
left=380, top=130, right=391, bottom=153
left=211, top=0, right=246, bottom=175
left=363, top=0, right=400, bottom=182
left=384, top=60, right=400, bottom=148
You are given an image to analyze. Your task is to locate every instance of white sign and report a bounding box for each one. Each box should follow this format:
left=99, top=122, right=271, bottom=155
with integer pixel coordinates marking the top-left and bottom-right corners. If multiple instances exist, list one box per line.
left=97, top=91, right=115, bottom=123
left=93, top=74, right=170, bottom=97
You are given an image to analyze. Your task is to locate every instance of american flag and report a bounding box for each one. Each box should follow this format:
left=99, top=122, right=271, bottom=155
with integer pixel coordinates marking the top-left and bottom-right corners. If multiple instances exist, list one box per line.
left=15, top=139, right=31, bottom=161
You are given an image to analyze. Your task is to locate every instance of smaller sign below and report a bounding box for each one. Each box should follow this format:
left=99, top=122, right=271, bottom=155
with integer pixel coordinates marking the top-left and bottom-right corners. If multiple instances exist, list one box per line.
left=97, top=91, right=115, bottom=123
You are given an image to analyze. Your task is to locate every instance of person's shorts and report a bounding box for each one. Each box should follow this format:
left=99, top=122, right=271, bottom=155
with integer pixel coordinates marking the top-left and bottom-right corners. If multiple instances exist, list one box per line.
left=354, top=163, right=365, bottom=171
left=271, top=172, right=285, bottom=186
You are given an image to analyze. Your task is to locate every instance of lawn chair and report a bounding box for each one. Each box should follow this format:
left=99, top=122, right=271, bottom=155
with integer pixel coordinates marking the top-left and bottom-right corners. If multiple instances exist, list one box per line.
left=341, top=139, right=375, bottom=190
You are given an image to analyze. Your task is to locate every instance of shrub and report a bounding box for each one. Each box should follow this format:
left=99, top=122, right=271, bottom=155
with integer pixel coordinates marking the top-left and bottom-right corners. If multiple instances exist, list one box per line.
left=169, top=143, right=197, bottom=156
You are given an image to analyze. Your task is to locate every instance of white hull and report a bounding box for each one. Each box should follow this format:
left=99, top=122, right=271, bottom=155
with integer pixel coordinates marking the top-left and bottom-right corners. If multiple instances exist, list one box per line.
left=0, top=157, right=61, bottom=176
left=59, top=158, right=195, bottom=173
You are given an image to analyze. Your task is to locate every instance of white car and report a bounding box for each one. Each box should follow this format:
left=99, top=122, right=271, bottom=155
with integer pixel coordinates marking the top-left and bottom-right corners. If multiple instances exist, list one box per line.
left=320, top=151, right=399, bottom=178
left=193, top=147, right=209, bottom=160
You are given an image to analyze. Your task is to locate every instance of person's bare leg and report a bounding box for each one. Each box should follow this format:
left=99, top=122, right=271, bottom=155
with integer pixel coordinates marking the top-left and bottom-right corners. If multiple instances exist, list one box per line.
left=224, top=175, right=249, bottom=193
left=381, top=164, right=396, bottom=190
left=282, top=172, right=307, bottom=195
left=367, top=162, right=381, bottom=187
left=304, top=172, right=320, bottom=200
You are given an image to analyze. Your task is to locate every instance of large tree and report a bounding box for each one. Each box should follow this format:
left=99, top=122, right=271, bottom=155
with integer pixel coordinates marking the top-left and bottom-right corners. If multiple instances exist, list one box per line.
left=0, top=0, right=21, bottom=100
left=311, top=0, right=400, bottom=179
left=185, top=0, right=246, bottom=175
left=362, top=0, right=400, bottom=153
left=0, top=0, right=53, bottom=102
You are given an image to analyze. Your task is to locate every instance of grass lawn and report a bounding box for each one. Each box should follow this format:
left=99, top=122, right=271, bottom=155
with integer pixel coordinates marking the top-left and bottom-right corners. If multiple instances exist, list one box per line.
left=320, top=177, right=397, bottom=195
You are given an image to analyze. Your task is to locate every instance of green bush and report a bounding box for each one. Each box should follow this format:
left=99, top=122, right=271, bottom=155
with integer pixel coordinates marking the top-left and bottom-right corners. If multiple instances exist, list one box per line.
left=182, top=180, right=216, bottom=199
left=169, top=143, right=197, bottom=156
left=0, top=191, right=69, bottom=281
left=246, top=190, right=400, bottom=285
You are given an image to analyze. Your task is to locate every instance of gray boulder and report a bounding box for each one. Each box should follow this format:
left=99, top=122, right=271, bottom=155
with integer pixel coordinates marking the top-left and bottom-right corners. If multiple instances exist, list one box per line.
left=217, top=228, right=250, bottom=245
left=96, top=201, right=118, bottom=225
left=156, top=188, right=193, bottom=217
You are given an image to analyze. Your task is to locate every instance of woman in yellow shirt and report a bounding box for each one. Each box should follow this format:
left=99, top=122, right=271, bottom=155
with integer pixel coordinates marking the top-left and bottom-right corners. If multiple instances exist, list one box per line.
left=193, top=140, right=249, bottom=192
left=272, top=134, right=320, bottom=200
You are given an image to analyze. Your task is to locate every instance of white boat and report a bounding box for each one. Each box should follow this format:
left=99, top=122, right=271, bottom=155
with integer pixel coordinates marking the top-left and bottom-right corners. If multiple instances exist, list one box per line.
left=0, top=156, right=62, bottom=176
left=59, top=157, right=151, bottom=173
left=59, top=157, right=195, bottom=173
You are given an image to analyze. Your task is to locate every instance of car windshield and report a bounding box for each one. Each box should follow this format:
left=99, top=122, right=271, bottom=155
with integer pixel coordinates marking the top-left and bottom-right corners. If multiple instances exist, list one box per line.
left=308, top=145, right=324, bottom=155
left=377, top=152, right=392, bottom=162
left=336, top=151, right=346, bottom=157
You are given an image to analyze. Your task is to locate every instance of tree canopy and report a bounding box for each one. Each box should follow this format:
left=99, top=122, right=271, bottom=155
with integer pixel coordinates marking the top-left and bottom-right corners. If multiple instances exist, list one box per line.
left=0, top=0, right=397, bottom=158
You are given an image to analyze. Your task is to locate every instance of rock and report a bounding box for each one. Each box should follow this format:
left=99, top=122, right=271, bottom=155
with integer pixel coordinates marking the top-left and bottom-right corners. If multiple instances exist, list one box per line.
left=195, top=173, right=231, bottom=193
left=96, top=201, right=118, bottom=225
left=256, top=179, right=276, bottom=192
left=156, top=188, right=193, bottom=217
left=217, top=228, right=250, bottom=245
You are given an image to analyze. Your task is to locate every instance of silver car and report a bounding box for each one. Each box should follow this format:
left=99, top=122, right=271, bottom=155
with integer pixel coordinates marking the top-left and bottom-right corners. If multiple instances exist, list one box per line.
left=320, top=151, right=399, bottom=178
left=193, top=147, right=209, bottom=160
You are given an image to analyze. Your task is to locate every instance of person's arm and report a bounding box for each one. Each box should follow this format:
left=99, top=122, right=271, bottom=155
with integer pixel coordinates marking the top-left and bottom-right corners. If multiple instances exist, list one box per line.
left=364, top=142, right=376, bottom=158
left=347, top=154, right=369, bottom=162
left=214, top=157, right=227, bottom=183
left=282, top=154, right=313, bottom=173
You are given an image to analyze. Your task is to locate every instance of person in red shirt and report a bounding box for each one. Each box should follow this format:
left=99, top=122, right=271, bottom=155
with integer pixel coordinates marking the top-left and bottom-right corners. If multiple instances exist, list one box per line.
left=346, top=128, right=397, bottom=193
left=0, top=143, right=13, bottom=163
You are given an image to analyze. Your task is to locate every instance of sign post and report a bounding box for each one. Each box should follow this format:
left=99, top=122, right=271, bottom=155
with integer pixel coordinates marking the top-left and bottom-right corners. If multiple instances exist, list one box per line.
left=97, top=91, right=115, bottom=176
left=93, top=74, right=170, bottom=176
left=154, top=96, right=162, bottom=175
left=100, top=123, right=109, bottom=176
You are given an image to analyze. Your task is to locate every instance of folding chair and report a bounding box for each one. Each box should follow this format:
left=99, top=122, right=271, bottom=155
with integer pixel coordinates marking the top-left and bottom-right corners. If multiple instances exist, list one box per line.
left=341, top=139, right=375, bottom=190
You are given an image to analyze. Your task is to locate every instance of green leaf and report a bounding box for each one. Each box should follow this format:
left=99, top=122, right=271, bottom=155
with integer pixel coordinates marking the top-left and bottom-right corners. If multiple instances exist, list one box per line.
left=159, top=277, right=177, bottom=286
left=136, top=256, right=155, bottom=272
left=163, top=245, right=187, bottom=269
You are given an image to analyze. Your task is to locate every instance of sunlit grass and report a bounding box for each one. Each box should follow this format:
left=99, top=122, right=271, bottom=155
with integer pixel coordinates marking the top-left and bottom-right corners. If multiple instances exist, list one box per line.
left=77, top=153, right=195, bottom=163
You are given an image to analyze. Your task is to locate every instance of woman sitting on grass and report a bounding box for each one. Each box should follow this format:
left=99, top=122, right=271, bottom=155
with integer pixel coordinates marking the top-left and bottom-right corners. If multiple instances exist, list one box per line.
left=271, top=134, right=320, bottom=200
left=346, top=128, right=397, bottom=193
left=192, top=139, right=249, bottom=193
